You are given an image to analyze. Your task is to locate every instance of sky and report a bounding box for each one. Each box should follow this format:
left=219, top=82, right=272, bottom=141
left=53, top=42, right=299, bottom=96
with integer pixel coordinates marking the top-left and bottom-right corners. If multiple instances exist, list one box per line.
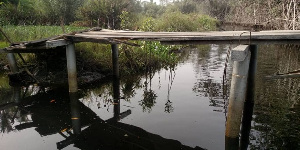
left=142, top=0, right=161, bottom=4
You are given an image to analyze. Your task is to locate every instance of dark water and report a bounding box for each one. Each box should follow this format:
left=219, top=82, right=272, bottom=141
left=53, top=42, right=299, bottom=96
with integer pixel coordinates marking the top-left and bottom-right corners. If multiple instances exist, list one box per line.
left=0, top=44, right=299, bottom=150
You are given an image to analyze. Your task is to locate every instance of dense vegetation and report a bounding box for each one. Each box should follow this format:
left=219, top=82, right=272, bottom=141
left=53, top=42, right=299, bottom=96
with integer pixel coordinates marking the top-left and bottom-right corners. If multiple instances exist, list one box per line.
left=1, top=0, right=299, bottom=30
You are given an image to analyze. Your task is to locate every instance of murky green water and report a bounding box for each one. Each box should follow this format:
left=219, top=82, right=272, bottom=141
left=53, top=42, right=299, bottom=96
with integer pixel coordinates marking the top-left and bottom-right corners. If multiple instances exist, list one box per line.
left=0, top=44, right=299, bottom=150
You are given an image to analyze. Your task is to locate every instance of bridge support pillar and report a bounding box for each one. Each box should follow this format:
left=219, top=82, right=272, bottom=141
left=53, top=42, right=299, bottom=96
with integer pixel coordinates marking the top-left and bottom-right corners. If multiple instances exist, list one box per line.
left=225, top=45, right=251, bottom=149
left=7, top=53, right=19, bottom=73
left=112, top=44, right=119, bottom=79
left=66, top=43, right=78, bottom=93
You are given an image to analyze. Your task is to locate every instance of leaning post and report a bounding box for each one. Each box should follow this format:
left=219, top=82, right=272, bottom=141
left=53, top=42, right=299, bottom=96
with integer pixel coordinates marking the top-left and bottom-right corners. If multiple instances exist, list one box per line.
left=225, top=45, right=251, bottom=150
left=66, top=43, right=78, bottom=93
left=111, top=44, right=119, bottom=79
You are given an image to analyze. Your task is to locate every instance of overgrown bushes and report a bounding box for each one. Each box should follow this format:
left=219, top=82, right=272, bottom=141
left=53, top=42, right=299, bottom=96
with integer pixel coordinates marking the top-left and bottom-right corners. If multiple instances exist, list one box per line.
left=130, top=11, right=218, bottom=32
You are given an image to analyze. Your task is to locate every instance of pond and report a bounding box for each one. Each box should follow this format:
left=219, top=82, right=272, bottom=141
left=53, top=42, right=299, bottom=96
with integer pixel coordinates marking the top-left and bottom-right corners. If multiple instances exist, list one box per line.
left=0, top=44, right=299, bottom=150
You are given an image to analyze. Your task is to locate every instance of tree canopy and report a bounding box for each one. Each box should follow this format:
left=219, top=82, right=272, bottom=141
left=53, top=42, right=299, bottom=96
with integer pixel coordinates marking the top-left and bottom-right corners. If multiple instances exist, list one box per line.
left=0, top=0, right=299, bottom=30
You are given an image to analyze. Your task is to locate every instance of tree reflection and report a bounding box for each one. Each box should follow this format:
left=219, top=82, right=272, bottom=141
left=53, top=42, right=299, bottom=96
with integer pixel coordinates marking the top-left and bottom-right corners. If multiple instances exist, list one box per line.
left=249, top=44, right=300, bottom=149
left=191, top=45, right=229, bottom=113
left=0, top=110, right=14, bottom=133
left=139, top=70, right=157, bottom=113
left=165, top=67, right=175, bottom=113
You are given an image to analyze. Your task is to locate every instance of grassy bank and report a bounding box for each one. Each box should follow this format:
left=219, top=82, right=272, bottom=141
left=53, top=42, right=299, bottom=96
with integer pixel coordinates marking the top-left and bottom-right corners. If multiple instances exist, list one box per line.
left=1, top=25, right=86, bottom=42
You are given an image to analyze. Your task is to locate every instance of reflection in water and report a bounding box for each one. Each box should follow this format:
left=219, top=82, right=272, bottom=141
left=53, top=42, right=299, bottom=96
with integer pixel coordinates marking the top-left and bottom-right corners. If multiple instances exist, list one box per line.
left=139, top=71, right=157, bottom=113
left=0, top=45, right=229, bottom=150
left=249, top=45, right=300, bottom=149
left=0, top=44, right=298, bottom=149
left=70, top=93, right=81, bottom=135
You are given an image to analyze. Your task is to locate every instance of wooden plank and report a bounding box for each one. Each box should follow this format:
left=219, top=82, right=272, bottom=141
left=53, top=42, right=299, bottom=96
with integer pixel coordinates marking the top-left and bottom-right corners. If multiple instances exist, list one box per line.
left=68, top=35, right=140, bottom=46
left=231, top=45, right=249, bottom=61
left=46, top=39, right=69, bottom=48
left=160, top=39, right=300, bottom=45
left=74, top=30, right=300, bottom=42
left=6, top=48, right=57, bottom=53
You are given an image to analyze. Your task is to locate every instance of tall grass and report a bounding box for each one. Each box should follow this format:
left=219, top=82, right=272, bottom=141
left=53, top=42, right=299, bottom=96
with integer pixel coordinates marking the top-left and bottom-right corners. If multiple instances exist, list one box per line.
left=1, top=25, right=86, bottom=42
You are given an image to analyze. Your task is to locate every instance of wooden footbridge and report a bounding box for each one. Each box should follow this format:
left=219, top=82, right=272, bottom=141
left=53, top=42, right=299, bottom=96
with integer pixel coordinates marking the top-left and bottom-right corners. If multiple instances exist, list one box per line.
left=1, top=28, right=300, bottom=150
left=2, top=29, right=300, bottom=53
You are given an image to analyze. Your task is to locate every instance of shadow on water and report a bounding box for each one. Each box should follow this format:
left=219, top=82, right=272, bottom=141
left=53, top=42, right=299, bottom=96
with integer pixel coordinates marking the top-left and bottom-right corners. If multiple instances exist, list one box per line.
left=0, top=81, right=204, bottom=150
left=0, top=44, right=299, bottom=150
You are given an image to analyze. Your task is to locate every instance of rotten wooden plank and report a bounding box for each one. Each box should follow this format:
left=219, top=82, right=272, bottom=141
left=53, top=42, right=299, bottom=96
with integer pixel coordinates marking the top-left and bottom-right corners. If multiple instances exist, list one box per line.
left=46, top=39, right=70, bottom=48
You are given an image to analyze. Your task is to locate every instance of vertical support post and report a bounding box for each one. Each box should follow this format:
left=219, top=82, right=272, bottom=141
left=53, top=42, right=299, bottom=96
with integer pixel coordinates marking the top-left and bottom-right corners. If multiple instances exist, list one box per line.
left=66, top=43, right=78, bottom=93
left=225, top=45, right=251, bottom=150
left=66, top=43, right=80, bottom=133
left=240, top=45, right=258, bottom=150
left=113, top=78, right=121, bottom=121
left=246, top=45, right=258, bottom=103
left=70, top=92, right=81, bottom=134
left=13, top=86, right=21, bottom=104
left=112, top=44, right=119, bottom=79
left=7, top=53, right=19, bottom=73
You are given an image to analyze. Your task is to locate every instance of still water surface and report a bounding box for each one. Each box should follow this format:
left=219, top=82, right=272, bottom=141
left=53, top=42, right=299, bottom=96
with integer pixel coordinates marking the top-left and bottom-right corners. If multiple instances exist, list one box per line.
left=0, top=44, right=299, bottom=150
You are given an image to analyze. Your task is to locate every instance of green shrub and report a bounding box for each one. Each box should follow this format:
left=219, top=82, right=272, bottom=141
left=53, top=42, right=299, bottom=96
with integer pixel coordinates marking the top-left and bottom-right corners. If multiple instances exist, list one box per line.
left=155, top=11, right=198, bottom=32
left=197, top=15, right=218, bottom=31
left=134, top=11, right=218, bottom=32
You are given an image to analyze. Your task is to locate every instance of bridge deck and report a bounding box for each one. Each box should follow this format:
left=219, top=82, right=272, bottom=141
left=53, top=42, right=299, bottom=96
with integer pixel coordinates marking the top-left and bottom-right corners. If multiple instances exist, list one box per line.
left=1, top=29, right=300, bottom=53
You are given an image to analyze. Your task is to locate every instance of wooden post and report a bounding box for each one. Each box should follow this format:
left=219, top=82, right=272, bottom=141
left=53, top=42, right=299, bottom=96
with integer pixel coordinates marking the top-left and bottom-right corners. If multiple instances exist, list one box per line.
left=7, top=53, right=19, bottom=73
left=112, top=44, right=119, bottom=78
left=66, top=43, right=78, bottom=93
left=225, top=45, right=251, bottom=149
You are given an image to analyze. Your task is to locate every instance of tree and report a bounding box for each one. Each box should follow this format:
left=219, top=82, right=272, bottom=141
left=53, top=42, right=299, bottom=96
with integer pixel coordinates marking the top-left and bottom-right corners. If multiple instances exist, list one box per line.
left=77, top=0, right=141, bottom=29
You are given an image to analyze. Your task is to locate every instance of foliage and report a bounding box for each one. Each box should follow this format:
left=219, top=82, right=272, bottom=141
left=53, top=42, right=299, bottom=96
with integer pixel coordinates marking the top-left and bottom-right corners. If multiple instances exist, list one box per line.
left=76, top=0, right=141, bottom=28
left=155, top=11, right=218, bottom=32
left=0, top=0, right=37, bottom=25
left=35, top=0, right=84, bottom=25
